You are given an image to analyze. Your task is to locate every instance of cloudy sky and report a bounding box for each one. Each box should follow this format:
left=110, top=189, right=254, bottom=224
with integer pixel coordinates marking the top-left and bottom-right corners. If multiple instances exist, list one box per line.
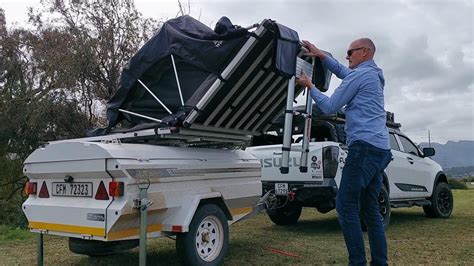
left=1, top=0, right=473, bottom=144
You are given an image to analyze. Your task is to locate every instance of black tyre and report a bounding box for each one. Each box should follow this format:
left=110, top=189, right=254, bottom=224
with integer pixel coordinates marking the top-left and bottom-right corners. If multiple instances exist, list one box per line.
left=361, top=185, right=391, bottom=231
left=423, top=182, right=453, bottom=218
left=266, top=200, right=302, bottom=225
left=68, top=238, right=138, bottom=256
left=176, top=204, right=229, bottom=266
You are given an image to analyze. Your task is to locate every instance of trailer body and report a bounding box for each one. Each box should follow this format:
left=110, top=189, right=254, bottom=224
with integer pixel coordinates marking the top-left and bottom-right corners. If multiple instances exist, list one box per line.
left=23, top=141, right=261, bottom=240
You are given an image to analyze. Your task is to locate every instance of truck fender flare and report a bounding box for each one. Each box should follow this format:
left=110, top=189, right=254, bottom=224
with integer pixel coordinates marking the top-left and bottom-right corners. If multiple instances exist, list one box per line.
left=424, top=171, right=447, bottom=197
left=434, top=171, right=448, bottom=185
left=433, top=171, right=448, bottom=191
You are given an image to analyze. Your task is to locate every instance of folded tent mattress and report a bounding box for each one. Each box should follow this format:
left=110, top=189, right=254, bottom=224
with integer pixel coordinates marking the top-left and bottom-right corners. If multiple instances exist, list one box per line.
left=96, top=15, right=328, bottom=141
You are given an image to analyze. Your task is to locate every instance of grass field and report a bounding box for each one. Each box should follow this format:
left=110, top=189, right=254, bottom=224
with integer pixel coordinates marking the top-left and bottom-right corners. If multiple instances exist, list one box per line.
left=1, top=189, right=473, bottom=265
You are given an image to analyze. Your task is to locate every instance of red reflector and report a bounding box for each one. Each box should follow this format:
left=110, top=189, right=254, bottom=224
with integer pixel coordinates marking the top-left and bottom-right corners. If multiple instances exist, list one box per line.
left=24, top=182, right=37, bottom=195
left=38, top=181, right=49, bottom=198
left=109, top=181, right=124, bottom=197
left=95, top=181, right=110, bottom=200
left=172, top=225, right=183, bottom=232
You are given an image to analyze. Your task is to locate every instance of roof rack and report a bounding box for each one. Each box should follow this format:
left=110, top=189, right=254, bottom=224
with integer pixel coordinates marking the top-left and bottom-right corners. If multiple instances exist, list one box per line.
left=55, top=127, right=250, bottom=147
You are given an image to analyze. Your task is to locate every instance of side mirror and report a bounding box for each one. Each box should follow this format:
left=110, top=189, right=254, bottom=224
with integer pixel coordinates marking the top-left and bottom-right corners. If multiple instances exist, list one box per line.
left=422, top=147, right=435, bottom=157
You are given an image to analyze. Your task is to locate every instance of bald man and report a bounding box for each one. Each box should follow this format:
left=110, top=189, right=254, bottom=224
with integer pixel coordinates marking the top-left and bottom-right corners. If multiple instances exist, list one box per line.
left=297, top=39, right=391, bottom=266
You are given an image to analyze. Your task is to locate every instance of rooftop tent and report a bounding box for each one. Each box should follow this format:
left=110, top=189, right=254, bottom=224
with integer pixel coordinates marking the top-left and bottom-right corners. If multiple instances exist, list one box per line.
left=104, top=16, right=250, bottom=130
left=91, top=15, right=331, bottom=139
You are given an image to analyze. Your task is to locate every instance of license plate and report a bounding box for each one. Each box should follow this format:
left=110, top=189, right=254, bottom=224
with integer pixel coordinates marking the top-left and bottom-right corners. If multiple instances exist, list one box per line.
left=275, top=183, right=288, bottom=196
left=52, top=182, right=93, bottom=197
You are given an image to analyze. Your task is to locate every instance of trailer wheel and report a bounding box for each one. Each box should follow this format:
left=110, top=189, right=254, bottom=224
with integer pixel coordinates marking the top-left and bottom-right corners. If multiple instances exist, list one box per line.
left=266, top=201, right=302, bottom=225
left=176, top=204, right=229, bottom=265
left=68, top=238, right=138, bottom=256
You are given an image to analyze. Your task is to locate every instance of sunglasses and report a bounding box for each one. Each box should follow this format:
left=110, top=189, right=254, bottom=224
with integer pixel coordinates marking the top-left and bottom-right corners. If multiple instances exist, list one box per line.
left=347, top=47, right=367, bottom=56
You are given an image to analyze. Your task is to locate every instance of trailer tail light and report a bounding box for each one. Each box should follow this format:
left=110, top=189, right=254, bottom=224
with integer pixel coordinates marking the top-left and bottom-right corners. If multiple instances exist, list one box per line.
left=323, top=146, right=339, bottom=178
left=24, top=182, right=37, bottom=195
left=38, top=181, right=50, bottom=198
left=109, top=181, right=124, bottom=197
left=95, top=181, right=110, bottom=200
left=172, top=225, right=183, bottom=232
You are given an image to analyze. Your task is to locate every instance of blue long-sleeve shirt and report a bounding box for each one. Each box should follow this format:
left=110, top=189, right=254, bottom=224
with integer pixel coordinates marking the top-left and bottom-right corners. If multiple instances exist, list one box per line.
left=310, top=57, right=390, bottom=149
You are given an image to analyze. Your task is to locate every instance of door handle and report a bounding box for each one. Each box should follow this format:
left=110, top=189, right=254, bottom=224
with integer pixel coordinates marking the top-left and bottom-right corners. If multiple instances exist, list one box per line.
left=407, top=157, right=414, bottom=164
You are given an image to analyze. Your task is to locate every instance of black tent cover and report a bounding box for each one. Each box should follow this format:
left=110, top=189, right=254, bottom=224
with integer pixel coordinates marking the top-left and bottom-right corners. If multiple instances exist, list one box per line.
left=89, top=15, right=302, bottom=136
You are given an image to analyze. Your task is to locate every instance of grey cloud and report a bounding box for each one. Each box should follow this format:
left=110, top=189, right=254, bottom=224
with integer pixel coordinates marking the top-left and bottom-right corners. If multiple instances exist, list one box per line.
left=382, top=35, right=444, bottom=81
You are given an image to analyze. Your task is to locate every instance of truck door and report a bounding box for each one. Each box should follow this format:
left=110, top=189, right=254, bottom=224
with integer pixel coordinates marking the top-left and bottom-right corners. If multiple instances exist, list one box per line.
left=386, top=134, right=431, bottom=199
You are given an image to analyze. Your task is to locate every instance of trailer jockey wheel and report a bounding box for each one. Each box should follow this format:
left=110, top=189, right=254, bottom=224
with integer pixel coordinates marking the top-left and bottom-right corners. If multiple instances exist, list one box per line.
left=176, top=204, right=229, bottom=265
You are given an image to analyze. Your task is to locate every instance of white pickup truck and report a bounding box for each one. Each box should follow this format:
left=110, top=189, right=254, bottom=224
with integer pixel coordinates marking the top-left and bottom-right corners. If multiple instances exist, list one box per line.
left=246, top=109, right=453, bottom=228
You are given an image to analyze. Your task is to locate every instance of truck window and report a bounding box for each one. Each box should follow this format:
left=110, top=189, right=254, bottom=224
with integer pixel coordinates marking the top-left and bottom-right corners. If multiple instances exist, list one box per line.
left=310, top=124, right=335, bottom=142
left=397, top=135, right=420, bottom=156
left=389, top=133, right=400, bottom=151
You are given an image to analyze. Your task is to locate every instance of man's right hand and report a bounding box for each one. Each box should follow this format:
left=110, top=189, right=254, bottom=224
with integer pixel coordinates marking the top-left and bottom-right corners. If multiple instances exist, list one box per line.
left=302, top=40, right=326, bottom=60
left=296, top=71, right=314, bottom=89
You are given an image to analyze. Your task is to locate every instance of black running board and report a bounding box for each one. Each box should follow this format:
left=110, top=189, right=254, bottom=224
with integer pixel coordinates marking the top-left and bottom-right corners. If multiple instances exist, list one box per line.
left=391, top=199, right=431, bottom=208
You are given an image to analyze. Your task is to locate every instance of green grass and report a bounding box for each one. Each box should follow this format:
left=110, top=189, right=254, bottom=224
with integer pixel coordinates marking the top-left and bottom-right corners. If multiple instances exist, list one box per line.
left=1, top=190, right=473, bottom=265
left=0, top=225, right=34, bottom=243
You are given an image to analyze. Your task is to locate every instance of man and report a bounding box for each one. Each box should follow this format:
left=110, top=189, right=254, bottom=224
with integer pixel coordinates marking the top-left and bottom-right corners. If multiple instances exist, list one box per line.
left=296, top=38, right=392, bottom=266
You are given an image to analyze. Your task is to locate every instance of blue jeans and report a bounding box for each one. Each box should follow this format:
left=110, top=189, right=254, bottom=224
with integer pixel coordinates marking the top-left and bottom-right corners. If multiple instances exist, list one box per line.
left=336, top=140, right=392, bottom=266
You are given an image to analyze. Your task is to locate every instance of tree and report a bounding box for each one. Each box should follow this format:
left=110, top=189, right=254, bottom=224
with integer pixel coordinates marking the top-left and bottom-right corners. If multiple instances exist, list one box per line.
left=0, top=25, right=92, bottom=225
left=28, top=0, right=160, bottom=125
left=0, top=0, right=161, bottom=226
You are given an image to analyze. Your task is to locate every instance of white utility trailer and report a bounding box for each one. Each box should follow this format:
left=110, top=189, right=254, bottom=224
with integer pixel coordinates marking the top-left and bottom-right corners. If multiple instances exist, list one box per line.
left=22, top=15, right=332, bottom=265
left=24, top=137, right=262, bottom=263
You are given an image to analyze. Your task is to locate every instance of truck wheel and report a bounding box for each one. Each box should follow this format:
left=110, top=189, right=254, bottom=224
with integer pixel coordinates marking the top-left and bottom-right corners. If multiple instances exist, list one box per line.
left=423, top=182, right=453, bottom=218
left=361, top=185, right=390, bottom=231
left=266, top=201, right=302, bottom=225
left=68, top=238, right=138, bottom=256
left=176, top=204, right=229, bottom=266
